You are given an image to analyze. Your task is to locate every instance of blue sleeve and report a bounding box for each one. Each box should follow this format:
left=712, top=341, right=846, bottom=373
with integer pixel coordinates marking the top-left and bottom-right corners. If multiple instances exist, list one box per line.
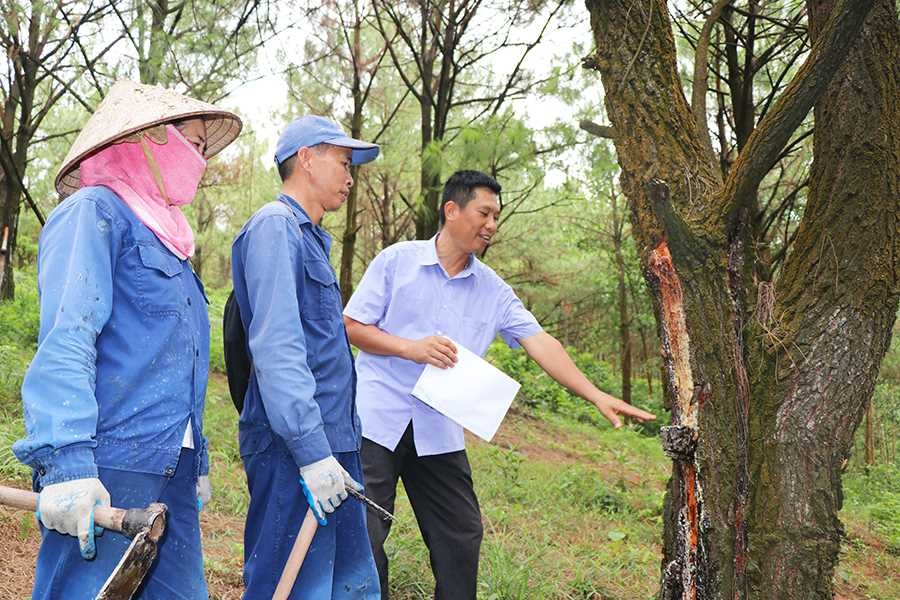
left=13, top=196, right=119, bottom=486
left=497, top=283, right=543, bottom=349
left=343, top=248, right=393, bottom=326
left=242, top=214, right=331, bottom=467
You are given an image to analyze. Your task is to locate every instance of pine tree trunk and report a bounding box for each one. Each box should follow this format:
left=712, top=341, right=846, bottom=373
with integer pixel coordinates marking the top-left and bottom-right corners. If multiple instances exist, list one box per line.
left=865, top=404, right=875, bottom=466
left=746, top=2, right=899, bottom=595
left=0, top=151, right=25, bottom=300
left=0, top=182, right=18, bottom=300
left=584, top=0, right=895, bottom=598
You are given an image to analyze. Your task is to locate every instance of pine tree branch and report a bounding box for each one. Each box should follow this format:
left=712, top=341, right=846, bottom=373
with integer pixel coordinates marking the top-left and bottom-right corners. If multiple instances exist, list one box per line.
left=718, top=0, right=875, bottom=234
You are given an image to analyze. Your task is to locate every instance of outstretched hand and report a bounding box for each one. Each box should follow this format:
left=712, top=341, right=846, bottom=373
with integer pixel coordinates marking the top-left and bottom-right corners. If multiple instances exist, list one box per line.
left=403, top=336, right=458, bottom=369
left=592, top=394, right=656, bottom=429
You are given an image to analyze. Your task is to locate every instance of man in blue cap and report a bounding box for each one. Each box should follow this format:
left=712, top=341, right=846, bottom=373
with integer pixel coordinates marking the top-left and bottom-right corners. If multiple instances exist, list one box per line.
left=230, top=115, right=380, bottom=599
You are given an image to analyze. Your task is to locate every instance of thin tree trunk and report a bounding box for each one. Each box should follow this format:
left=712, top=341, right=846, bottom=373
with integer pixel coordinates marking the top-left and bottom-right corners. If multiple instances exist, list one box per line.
left=0, top=183, right=19, bottom=300
left=138, top=0, right=169, bottom=85
left=611, top=191, right=632, bottom=404
left=340, top=5, right=365, bottom=306
left=616, top=251, right=632, bottom=404
left=639, top=324, right=653, bottom=396
left=865, top=403, right=875, bottom=466
left=630, top=274, right=655, bottom=396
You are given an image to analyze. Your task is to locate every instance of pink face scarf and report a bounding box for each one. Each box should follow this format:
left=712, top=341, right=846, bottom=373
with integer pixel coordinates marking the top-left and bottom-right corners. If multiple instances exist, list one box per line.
left=79, top=124, right=207, bottom=259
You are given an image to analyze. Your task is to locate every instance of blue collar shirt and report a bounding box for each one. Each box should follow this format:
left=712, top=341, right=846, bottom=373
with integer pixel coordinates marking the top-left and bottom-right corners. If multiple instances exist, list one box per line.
left=343, top=237, right=542, bottom=456
left=14, top=186, right=210, bottom=485
left=231, top=194, right=361, bottom=468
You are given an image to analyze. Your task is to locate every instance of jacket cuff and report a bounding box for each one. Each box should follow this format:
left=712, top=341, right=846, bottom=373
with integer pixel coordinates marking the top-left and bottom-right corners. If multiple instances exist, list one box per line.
left=36, top=446, right=98, bottom=487
left=286, top=428, right=332, bottom=469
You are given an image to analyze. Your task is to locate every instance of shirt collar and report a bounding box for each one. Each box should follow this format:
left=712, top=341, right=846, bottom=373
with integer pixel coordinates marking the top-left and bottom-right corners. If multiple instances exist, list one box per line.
left=278, top=193, right=311, bottom=225
left=278, top=193, right=332, bottom=254
left=421, top=234, right=478, bottom=279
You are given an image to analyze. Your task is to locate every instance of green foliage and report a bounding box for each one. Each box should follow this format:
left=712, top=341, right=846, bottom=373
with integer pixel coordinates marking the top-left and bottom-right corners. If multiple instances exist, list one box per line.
left=555, top=465, right=628, bottom=513
left=206, top=286, right=230, bottom=375
left=843, top=319, right=900, bottom=558
left=0, top=268, right=39, bottom=349
left=0, top=269, right=37, bottom=481
left=486, top=342, right=666, bottom=436
left=843, top=463, right=900, bottom=554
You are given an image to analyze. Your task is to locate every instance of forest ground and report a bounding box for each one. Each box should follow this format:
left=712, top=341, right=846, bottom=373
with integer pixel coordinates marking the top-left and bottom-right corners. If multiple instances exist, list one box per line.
left=0, top=369, right=897, bottom=599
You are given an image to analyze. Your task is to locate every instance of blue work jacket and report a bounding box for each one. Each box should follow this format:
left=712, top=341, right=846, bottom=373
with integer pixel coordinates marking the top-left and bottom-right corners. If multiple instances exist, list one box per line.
left=231, top=194, right=361, bottom=468
left=13, top=186, right=210, bottom=486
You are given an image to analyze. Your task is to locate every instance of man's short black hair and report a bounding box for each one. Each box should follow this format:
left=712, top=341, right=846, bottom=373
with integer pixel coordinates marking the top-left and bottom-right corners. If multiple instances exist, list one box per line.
left=277, top=154, right=297, bottom=182
left=439, top=170, right=502, bottom=227
left=276, top=144, right=332, bottom=182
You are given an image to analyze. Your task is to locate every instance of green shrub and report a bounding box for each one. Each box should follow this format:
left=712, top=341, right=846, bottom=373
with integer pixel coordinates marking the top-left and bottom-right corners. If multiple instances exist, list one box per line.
left=206, top=286, right=230, bottom=374
left=556, top=465, right=628, bottom=513
left=0, top=268, right=40, bottom=348
left=843, top=463, right=900, bottom=553
left=486, top=341, right=666, bottom=436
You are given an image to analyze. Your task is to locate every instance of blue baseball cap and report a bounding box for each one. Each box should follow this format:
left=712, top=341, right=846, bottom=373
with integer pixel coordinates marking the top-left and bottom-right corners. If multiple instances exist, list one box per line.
left=274, top=115, right=379, bottom=166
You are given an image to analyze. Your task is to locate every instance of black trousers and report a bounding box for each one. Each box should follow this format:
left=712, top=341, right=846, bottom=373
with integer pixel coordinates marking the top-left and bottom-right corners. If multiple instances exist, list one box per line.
left=361, top=424, right=483, bottom=600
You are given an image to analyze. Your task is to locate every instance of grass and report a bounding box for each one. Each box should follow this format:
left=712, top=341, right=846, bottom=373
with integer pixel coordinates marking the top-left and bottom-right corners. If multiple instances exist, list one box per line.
left=0, top=268, right=37, bottom=482
left=0, top=275, right=898, bottom=598
left=140, top=367, right=670, bottom=599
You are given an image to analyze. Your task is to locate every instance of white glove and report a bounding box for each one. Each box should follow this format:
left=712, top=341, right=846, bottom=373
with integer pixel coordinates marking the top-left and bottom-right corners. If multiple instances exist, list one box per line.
left=196, top=475, right=212, bottom=511
left=299, top=456, right=363, bottom=524
left=37, top=477, right=111, bottom=559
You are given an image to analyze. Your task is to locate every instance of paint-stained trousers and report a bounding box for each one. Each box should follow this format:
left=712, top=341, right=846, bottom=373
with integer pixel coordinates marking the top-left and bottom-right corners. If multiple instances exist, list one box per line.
left=241, top=438, right=380, bottom=600
left=32, top=447, right=207, bottom=600
left=362, top=425, right=483, bottom=600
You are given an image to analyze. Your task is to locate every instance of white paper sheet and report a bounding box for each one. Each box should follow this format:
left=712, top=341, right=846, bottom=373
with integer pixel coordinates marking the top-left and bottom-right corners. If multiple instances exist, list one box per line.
left=411, top=339, right=521, bottom=442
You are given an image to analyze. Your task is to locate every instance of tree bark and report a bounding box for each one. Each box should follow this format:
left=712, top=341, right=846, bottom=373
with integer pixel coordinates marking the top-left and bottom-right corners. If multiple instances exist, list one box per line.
left=746, top=1, right=899, bottom=595
left=584, top=0, right=893, bottom=598
left=0, top=2, right=39, bottom=300
left=0, top=182, right=19, bottom=300
left=415, top=1, right=441, bottom=240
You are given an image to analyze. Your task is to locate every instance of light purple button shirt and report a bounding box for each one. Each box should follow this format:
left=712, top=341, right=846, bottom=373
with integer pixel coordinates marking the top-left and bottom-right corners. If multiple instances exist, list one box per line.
left=344, top=237, right=542, bottom=456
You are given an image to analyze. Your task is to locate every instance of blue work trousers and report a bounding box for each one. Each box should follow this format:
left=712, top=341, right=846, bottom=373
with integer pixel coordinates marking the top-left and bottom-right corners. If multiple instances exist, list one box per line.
left=32, top=448, right=207, bottom=600
left=242, top=441, right=380, bottom=599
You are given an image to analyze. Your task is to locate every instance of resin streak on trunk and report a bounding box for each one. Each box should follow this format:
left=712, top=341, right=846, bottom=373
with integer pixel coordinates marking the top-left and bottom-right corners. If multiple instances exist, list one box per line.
left=649, top=242, right=695, bottom=426
left=648, top=240, right=705, bottom=599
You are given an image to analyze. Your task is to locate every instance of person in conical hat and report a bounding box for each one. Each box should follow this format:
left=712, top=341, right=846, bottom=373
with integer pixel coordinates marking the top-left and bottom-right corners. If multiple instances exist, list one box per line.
left=13, top=80, right=241, bottom=600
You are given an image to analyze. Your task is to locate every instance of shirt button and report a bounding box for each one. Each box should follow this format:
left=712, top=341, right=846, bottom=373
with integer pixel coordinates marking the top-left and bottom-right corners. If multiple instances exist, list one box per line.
left=187, top=297, right=192, bottom=305
left=165, top=467, right=176, bottom=476
left=195, top=349, right=200, bottom=357
left=437, top=330, right=443, bottom=335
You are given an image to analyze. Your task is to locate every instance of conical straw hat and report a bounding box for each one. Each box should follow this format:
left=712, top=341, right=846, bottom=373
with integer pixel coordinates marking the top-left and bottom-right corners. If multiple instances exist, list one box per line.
left=56, top=80, right=243, bottom=198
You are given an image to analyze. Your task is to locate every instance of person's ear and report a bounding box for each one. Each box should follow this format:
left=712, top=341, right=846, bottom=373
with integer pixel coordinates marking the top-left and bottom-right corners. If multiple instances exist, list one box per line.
left=444, top=200, right=460, bottom=222
left=296, top=147, right=313, bottom=172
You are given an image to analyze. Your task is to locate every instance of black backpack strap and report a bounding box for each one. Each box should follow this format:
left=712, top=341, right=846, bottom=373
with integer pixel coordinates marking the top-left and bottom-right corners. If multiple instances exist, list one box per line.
left=223, top=289, right=251, bottom=413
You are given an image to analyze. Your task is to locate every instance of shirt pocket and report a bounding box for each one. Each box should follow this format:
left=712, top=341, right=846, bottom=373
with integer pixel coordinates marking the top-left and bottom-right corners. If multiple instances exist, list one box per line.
left=303, top=259, right=340, bottom=320
left=135, top=244, right=185, bottom=316
left=461, top=315, right=490, bottom=350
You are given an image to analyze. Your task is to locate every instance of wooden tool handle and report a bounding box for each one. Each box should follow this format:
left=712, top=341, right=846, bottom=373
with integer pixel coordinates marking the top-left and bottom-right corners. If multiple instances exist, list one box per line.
left=272, top=508, right=319, bottom=600
left=0, top=484, right=128, bottom=532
